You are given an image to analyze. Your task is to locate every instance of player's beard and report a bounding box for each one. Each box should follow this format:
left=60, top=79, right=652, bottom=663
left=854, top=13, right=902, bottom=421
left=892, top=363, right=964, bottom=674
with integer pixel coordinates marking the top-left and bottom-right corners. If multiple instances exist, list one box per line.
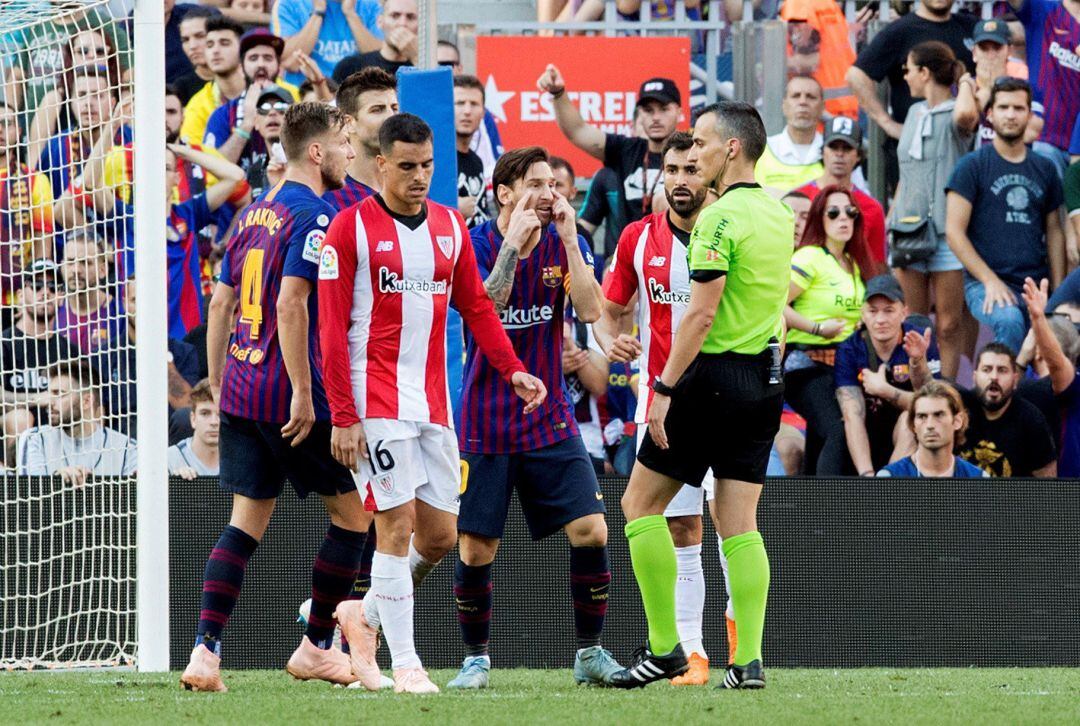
left=666, top=186, right=707, bottom=217
left=321, top=161, right=345, bottom=191
left=166, top=127, right=180, bottom=144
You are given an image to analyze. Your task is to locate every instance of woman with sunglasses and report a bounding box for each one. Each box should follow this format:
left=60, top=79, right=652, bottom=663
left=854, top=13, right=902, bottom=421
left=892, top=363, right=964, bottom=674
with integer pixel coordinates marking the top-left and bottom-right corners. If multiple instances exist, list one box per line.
left=783, top=186, right=877, bottom=475
left=891, top=40, right=979, bottom=379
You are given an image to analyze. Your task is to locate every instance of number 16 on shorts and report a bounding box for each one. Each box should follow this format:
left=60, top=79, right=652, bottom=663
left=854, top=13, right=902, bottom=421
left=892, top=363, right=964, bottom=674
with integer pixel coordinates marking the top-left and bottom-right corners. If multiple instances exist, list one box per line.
left=356, top=419, right=463, bottom=515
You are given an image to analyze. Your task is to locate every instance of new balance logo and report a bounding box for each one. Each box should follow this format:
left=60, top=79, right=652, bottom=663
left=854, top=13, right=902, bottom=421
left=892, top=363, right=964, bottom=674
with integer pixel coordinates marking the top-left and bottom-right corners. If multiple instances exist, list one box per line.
left=375, top=240, right=395, bottom=253
left=648, top=256, right=666, bottom=266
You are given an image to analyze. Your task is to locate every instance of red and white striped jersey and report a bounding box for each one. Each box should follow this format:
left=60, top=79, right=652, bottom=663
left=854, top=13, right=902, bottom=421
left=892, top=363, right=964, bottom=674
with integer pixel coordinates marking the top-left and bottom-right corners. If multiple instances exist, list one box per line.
left=602, top=211, right=690, bottom=424
left=318, top=196, right=525, bottom=428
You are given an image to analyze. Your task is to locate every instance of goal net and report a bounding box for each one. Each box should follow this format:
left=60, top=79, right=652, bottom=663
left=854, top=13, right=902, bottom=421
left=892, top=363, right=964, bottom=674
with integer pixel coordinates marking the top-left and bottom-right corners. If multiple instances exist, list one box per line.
left=0, top=0, right=138, bottom=670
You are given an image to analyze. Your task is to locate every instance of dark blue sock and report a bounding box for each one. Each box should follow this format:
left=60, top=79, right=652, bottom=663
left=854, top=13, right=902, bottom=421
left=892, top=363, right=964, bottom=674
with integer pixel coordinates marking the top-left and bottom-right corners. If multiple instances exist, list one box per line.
left=454, top=560, right=493, bottom=657
left=196, top=525, right=258, bottom=655
left=306, top=524, right=366, bottom=649
left=570, top=546, right=610, bottom=649
left=349, top=522, right=377, bottom=601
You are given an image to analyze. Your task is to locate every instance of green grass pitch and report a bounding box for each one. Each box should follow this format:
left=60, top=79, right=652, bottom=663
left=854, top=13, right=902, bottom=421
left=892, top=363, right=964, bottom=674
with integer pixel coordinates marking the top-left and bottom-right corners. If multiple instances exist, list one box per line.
left=3, top=668, right=1080, bottom=725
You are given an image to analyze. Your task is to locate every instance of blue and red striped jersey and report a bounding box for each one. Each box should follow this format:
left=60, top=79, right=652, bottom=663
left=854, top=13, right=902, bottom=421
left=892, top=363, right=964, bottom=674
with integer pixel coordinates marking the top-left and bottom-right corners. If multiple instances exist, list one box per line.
left=218, top=180, right=334, bottom=423
left=167, top=194, right=212, bottom=340
left=323, top=174, right=376, bottom=212
left=1019, top=0, right=1080, bottom=151
left=458, top=219, right=595, bottom=454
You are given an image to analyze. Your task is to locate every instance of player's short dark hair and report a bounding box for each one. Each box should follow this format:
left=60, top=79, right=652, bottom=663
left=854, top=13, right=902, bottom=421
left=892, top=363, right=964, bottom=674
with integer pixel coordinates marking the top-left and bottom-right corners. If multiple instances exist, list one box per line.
left=909, top=381, right=968, bottom=449
left=179, top=4, right=219, bottom=24
left=661, top=131, right=694, bottom=160
left=548, top=155, right=574, bottom=180
left=975, top=341, right=1018, bottom=369
left=988, top=76, right=1031, bottom=110
left=378, top=113, right=432, bottom=154
left=165, top=84, right=180, bottom=100
left=49, top=360, right=100, bottom=404
left=205, top=15, right=244, bottom=39
left=281, top=102, right=347, bottom=161
left=337, top=67, right=397, bottom=116
left=694, top=101, right=767, bottom=162
left=453, top=74, right=484, bottom=99
left=492, top=146, right=549, bottom=208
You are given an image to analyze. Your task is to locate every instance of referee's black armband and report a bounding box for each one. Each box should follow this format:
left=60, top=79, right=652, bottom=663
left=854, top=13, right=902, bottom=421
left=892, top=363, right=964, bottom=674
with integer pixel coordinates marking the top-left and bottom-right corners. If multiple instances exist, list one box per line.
left=689, top=269, right=726, bottom=283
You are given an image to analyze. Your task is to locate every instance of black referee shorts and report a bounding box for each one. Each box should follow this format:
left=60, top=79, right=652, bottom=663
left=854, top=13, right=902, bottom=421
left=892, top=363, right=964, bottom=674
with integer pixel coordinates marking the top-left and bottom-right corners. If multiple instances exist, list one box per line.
left=637, top=352, right=784, bottom=486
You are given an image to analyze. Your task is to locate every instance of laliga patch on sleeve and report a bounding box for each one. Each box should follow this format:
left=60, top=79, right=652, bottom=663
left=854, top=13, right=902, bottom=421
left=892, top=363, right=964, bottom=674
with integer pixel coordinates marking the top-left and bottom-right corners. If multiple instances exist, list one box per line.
left=304, top=229, right=326, bottom=263
left=319, top=245, right=339, bottom=280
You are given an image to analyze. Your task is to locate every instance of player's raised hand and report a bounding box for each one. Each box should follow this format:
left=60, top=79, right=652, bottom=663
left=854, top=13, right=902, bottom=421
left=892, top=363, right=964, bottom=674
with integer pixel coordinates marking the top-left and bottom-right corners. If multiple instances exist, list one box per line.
left=606, top=333, right=642, bottom=363
left=647, top=392, right=671, bottom=450
left=1022, top=277, right=1050, bottom=319
left=331, top=422, right=368, bottom=472
left=537, top=64, right=565, bottom=95
left=505, top=191, right=541, bottom=250
left=511, top=371, right=547, bottom=414
left=552, top=191, right=577, bottom=244
left=902, top=327, right=932, bottom=361
left=281, top=392, right=315, bottom=447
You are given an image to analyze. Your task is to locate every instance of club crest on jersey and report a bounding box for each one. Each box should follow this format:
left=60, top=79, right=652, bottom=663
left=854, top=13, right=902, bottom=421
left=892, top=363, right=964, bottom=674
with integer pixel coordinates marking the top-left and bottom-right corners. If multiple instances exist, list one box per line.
left=303, top=229, right=325, bottom=263
left=436, top=235, right=454, bottom=259
left=319, top=246, right=339, bottom=280
left=647, top=277, right=690, bottom=305
left=542, top=265, right=563, bottom=288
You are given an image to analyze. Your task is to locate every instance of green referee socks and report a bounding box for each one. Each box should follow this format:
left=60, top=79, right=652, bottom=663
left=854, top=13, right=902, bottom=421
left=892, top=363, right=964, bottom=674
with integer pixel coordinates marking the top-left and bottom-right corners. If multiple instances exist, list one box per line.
left=625, top=515, right=680, bottom=656
left=723, top=530, right=770, bottom=665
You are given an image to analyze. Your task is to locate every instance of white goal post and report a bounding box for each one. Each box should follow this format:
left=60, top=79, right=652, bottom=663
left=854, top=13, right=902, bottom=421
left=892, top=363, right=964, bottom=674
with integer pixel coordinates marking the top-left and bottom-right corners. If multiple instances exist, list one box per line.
left=0, top=0, right=166, bottom=671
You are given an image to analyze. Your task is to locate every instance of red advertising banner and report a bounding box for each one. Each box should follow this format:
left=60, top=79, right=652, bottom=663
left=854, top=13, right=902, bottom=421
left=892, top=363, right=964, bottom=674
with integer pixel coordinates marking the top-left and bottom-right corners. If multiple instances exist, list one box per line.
left=475, top=36, right=691, bottom=178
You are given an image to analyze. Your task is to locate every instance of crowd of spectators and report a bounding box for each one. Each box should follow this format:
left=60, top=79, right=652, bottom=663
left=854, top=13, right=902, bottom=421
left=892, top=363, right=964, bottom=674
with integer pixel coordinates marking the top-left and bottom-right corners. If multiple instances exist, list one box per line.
left=0, top=0, right=1078, bottom=481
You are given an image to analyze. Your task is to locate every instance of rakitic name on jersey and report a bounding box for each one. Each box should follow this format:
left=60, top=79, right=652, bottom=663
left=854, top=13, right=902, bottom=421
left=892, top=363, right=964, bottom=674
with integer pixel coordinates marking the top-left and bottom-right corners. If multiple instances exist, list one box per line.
left=238, top=206, right=284, bottom=235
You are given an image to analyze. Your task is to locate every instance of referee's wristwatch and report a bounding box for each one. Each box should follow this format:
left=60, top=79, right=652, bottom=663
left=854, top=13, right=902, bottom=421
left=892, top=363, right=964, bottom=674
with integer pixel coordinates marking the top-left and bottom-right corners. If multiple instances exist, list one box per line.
left=651, top=376, right=676, bottom=397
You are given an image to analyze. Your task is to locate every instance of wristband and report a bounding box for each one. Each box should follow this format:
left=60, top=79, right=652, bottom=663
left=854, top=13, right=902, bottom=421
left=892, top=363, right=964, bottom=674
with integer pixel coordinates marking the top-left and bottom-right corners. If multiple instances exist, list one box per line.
left=651, top=376, right=676, bottom=397
left=227, top=180, right=251, bottom=205
left=812, top=322, right=821, bottom=336
left=313, top=10, right=326, bottom=17
left=234, top=127, right=251, bottom=141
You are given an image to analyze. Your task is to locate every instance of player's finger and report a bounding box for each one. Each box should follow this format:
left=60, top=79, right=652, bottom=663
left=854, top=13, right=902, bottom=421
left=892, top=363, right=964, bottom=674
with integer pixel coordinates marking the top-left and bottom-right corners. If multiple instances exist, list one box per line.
left=514, top=189, right=534, bottom=213
left=290, top=420, right=312, bottom=447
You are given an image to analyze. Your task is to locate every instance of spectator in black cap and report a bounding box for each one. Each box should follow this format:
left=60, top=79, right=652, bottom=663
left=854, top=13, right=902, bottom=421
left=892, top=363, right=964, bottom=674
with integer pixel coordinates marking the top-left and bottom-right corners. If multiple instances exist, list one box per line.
left=795, top=117, right=887, bottom=265
left=955, top=19, right=1042, bottom=151
left=206, top=83, right=292, bottom=198
left=834, top=275, right=941, bottom=476
left=0, top=260, right=79, bottom=467
left=537, top=64, right=681, bottom=227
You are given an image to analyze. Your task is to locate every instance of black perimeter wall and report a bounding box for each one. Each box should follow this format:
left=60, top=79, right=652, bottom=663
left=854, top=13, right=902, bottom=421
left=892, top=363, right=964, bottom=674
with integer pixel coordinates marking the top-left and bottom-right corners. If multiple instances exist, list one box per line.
left=163, top=476, right=1080, bottom=671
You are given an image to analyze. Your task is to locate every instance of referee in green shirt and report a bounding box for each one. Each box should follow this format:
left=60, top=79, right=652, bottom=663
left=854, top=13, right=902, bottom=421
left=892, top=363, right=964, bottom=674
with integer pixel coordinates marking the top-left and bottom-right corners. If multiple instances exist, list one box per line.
left=610, top=102, right=793, bottom=690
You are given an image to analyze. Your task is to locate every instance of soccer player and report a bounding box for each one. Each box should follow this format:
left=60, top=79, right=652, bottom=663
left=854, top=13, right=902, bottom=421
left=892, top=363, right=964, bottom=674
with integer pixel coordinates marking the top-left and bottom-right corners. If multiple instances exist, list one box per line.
left=594, top=131, right=727, bottom=685
left=447, top=146, right=621, bottom=690
left=323, top=66, right=398, bottom=211
left=321, top=114, right=546, bottom=694
left=878, top=382, right=987, bottom=478
left=610, top=101, right=792, bottom=689
left=180, top=103, right=367, bottom=693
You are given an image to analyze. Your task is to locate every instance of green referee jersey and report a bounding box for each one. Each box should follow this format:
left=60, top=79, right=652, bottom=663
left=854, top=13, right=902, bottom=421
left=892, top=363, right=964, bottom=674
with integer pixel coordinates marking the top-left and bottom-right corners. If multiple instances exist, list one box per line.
left=687, top=183, right=794, bottom=355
